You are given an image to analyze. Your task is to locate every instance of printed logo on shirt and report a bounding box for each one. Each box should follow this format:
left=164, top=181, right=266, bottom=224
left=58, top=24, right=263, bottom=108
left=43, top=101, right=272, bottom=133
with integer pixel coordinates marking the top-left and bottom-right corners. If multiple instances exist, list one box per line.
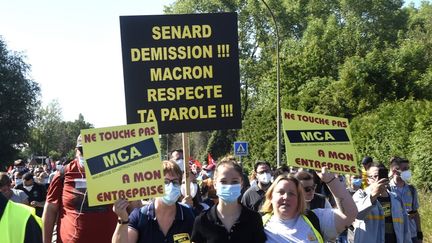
left=382, top=202, right=391, bottom=217
left=173, top=233, right=191, bottom=243
left=307, top=232, right=318, bottom=241
left=74, top=178, right=87, bottom=189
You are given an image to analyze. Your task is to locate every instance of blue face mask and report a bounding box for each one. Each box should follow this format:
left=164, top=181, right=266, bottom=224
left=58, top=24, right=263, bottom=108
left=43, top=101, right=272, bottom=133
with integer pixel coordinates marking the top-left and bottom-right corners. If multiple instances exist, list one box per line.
left=15, top=179, right=23, bottom=186
left=161, top=182, right=181, bottom=206
left=216, top=183, right=241, bottom=203
left=352, top=178, right=362, bottom=188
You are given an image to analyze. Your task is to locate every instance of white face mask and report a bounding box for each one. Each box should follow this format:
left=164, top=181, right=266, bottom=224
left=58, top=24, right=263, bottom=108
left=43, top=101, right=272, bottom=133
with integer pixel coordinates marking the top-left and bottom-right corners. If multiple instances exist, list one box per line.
left=258, top=172, right=272, bottom=185
left=181, top=182, right=198, bottom=198
left=56, top=165, right=62, bottom=171
left=400, top=170, right=412, bottom=182
left=23, top=185, right=33, bottom=191
left=176, top=159, right=184, bottom=171
left=78, top=156, right=86, bottom=167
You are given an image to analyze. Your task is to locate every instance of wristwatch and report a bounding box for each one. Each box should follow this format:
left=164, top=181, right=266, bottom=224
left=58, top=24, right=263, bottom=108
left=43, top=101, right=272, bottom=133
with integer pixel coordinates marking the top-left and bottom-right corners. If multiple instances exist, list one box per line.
left=117, top=218, right=129, bottom=224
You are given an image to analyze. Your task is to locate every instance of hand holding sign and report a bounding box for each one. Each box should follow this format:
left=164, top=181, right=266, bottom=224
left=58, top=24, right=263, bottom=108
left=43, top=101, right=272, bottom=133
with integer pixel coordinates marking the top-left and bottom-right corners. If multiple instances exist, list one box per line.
left=317, top=166, right=337, bottom=184
left=113, top=199, right=129, bottom=222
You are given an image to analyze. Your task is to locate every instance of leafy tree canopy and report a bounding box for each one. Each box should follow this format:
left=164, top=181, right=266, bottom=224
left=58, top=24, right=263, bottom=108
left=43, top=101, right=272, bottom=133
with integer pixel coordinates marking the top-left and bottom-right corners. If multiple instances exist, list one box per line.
left=165, top=1, right=432, bottom=190
left=0, top=37, right=40, bottom=168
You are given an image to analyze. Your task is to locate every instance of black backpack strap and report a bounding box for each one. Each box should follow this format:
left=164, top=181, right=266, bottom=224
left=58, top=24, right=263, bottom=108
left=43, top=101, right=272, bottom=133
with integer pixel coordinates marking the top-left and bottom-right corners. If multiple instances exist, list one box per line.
left=0, top=193, right=8, bottom=219
left=310, top=193, right=326, bottom=210
left=304, top=210, right=322, bottom=237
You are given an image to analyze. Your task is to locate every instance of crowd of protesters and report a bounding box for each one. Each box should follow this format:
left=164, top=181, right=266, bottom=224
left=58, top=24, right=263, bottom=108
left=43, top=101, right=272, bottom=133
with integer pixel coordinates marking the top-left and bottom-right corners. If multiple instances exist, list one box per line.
left=0, top=136, right=423, bottom=243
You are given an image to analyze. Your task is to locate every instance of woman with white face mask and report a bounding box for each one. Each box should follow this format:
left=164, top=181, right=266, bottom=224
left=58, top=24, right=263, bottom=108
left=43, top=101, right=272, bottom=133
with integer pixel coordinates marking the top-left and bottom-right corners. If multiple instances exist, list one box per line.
left=191, top=156, right=266, bottom=243
left=112, top=160, right=195, bottom=243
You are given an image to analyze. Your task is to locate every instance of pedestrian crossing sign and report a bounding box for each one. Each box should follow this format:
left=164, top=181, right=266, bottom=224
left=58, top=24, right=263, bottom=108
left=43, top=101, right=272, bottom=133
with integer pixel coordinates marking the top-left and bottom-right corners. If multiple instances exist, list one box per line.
left=234, top=141, right=248, bottom=156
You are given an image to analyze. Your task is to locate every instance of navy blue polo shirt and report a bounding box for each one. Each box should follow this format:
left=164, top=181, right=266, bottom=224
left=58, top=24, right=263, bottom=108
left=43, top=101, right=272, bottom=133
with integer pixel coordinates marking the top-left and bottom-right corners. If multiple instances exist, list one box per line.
left=128, top=201, right=194, bottom=243
left=191, top=204, right=266, bottom=243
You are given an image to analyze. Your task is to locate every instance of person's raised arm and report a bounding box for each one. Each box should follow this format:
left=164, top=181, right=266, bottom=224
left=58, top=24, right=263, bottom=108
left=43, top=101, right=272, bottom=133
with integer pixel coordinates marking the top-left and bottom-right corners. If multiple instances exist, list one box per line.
left=317, top=167, right=358, bottom=234
left=112, top=199, right=138, bottom=243
left=42, top=202, right=58, bottom=243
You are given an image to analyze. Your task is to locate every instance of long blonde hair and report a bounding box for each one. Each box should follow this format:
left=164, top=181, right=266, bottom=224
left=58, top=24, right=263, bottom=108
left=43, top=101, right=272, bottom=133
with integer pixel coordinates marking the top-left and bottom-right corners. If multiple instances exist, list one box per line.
left=260, top=174, right=306, bottom=215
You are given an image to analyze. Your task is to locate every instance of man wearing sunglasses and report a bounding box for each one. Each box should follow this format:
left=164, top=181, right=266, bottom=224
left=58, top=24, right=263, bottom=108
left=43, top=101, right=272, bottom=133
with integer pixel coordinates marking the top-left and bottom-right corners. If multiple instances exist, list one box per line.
left=295, top=171, right=332, bottom=210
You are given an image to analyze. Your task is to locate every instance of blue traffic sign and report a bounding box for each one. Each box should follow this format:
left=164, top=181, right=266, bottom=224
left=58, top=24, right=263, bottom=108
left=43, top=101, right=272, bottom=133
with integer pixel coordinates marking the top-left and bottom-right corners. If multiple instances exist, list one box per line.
left=234, top=141, right=248, bottom=156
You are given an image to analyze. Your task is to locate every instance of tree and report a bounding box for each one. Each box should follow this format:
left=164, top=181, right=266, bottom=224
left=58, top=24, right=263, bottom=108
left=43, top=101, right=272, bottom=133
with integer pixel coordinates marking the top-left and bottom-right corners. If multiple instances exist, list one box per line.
left=27, top=100, right=63, bottom=156
left=58, top=114, right=93, bottom=159
left=164, top=0, right=432, bottom=176
left=23, top=101, right=93, bottom=161
left=350, top=100, right=432, bottom=191
left=0, top=37, right=40, bottom=167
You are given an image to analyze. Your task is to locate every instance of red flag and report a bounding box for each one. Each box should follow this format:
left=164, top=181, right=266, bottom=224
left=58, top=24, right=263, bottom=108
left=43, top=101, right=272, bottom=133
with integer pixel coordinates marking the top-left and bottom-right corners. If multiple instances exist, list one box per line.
left=208, top=153, right=215, bottom=165
left=188, top=157, right=202, bottom=168
left=193, top=159, right=202, bottom=168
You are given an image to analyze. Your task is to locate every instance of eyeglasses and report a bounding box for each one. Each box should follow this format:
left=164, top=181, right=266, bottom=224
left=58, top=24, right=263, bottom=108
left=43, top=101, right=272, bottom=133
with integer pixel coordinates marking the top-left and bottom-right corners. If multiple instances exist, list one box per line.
left=303, top=185, right=316, bottom=193
left=257, top=170, right=270, bottom=175
left=164, top=179, right=180, bottom=186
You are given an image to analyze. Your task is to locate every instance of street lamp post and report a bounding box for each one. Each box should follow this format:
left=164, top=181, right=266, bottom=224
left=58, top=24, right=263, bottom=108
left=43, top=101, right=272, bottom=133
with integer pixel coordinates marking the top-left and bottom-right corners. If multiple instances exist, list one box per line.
left=260, top=0, right=281, bottom=167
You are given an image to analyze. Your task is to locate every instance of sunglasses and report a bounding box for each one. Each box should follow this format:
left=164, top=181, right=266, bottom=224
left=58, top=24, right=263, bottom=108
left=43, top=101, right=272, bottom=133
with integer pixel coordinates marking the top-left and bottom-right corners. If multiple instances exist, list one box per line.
left=303, top=185, right=316, bottom=193
left=164, top=179, right=181, bottom=186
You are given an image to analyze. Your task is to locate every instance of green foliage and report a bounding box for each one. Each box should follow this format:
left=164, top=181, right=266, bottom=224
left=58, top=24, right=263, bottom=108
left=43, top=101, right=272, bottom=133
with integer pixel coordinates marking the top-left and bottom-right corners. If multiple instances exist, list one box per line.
left=410, top=103, right=432, bottom=190
left=23, top=101, right=93, bottom=160
left=411, top=129, right=432, bottom=191
left=418, top=191, right=432, bottom=242
left=205, top=129, right=238, bottom=162
left=239, top=103, right=278, bottom=169
left=26, top=100, right=64, bottom=156
left=0, top=37, right=40, bottom=167
left=162, top=1, right=432, bottom=187
left=48, top=150, right=61, bottom=161
left=350, top=100, right=432, bottom=190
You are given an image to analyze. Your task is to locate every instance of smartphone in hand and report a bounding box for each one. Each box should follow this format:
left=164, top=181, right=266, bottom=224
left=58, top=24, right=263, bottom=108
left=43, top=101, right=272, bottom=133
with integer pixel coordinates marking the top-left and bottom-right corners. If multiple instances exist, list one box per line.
left=378, top=168, right=389, bottom=180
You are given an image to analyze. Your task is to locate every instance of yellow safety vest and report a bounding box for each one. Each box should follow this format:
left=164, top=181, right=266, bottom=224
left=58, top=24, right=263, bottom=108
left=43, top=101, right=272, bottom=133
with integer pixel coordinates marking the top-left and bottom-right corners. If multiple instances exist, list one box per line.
left=262, top=213, right=324, bottom=243
left=0, top=200, right=42, bottom=243
left=361, top=169, right=368, bottom=189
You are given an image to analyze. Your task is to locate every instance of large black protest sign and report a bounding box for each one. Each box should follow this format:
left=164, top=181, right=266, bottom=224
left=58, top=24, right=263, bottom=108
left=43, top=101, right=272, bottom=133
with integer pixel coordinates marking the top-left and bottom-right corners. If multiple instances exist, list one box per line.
left=120, top=13, right=241, bottom=134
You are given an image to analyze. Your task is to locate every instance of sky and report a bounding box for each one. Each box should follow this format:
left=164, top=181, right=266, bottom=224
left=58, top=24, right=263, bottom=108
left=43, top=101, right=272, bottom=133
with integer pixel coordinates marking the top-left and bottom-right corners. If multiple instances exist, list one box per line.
left=0, top=0, right=174, bottom=128
left=0, top=0, right=426, bottom=128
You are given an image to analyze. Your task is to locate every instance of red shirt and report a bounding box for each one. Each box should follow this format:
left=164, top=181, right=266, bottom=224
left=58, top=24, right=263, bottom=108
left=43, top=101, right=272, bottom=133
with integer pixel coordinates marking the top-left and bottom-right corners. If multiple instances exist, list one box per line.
left=46, top=159, right=117, bottom=243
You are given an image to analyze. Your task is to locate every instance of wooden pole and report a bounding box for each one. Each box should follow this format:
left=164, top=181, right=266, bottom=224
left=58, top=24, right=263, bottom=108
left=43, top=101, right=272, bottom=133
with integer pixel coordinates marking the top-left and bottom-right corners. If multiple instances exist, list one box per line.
left=182, top=133, right=191, bottom=195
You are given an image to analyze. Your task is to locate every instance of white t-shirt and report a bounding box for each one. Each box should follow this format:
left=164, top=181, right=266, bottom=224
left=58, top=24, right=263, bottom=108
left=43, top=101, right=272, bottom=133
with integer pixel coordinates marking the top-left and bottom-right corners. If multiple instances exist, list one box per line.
left=265, top=208, right=337, bottom=242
